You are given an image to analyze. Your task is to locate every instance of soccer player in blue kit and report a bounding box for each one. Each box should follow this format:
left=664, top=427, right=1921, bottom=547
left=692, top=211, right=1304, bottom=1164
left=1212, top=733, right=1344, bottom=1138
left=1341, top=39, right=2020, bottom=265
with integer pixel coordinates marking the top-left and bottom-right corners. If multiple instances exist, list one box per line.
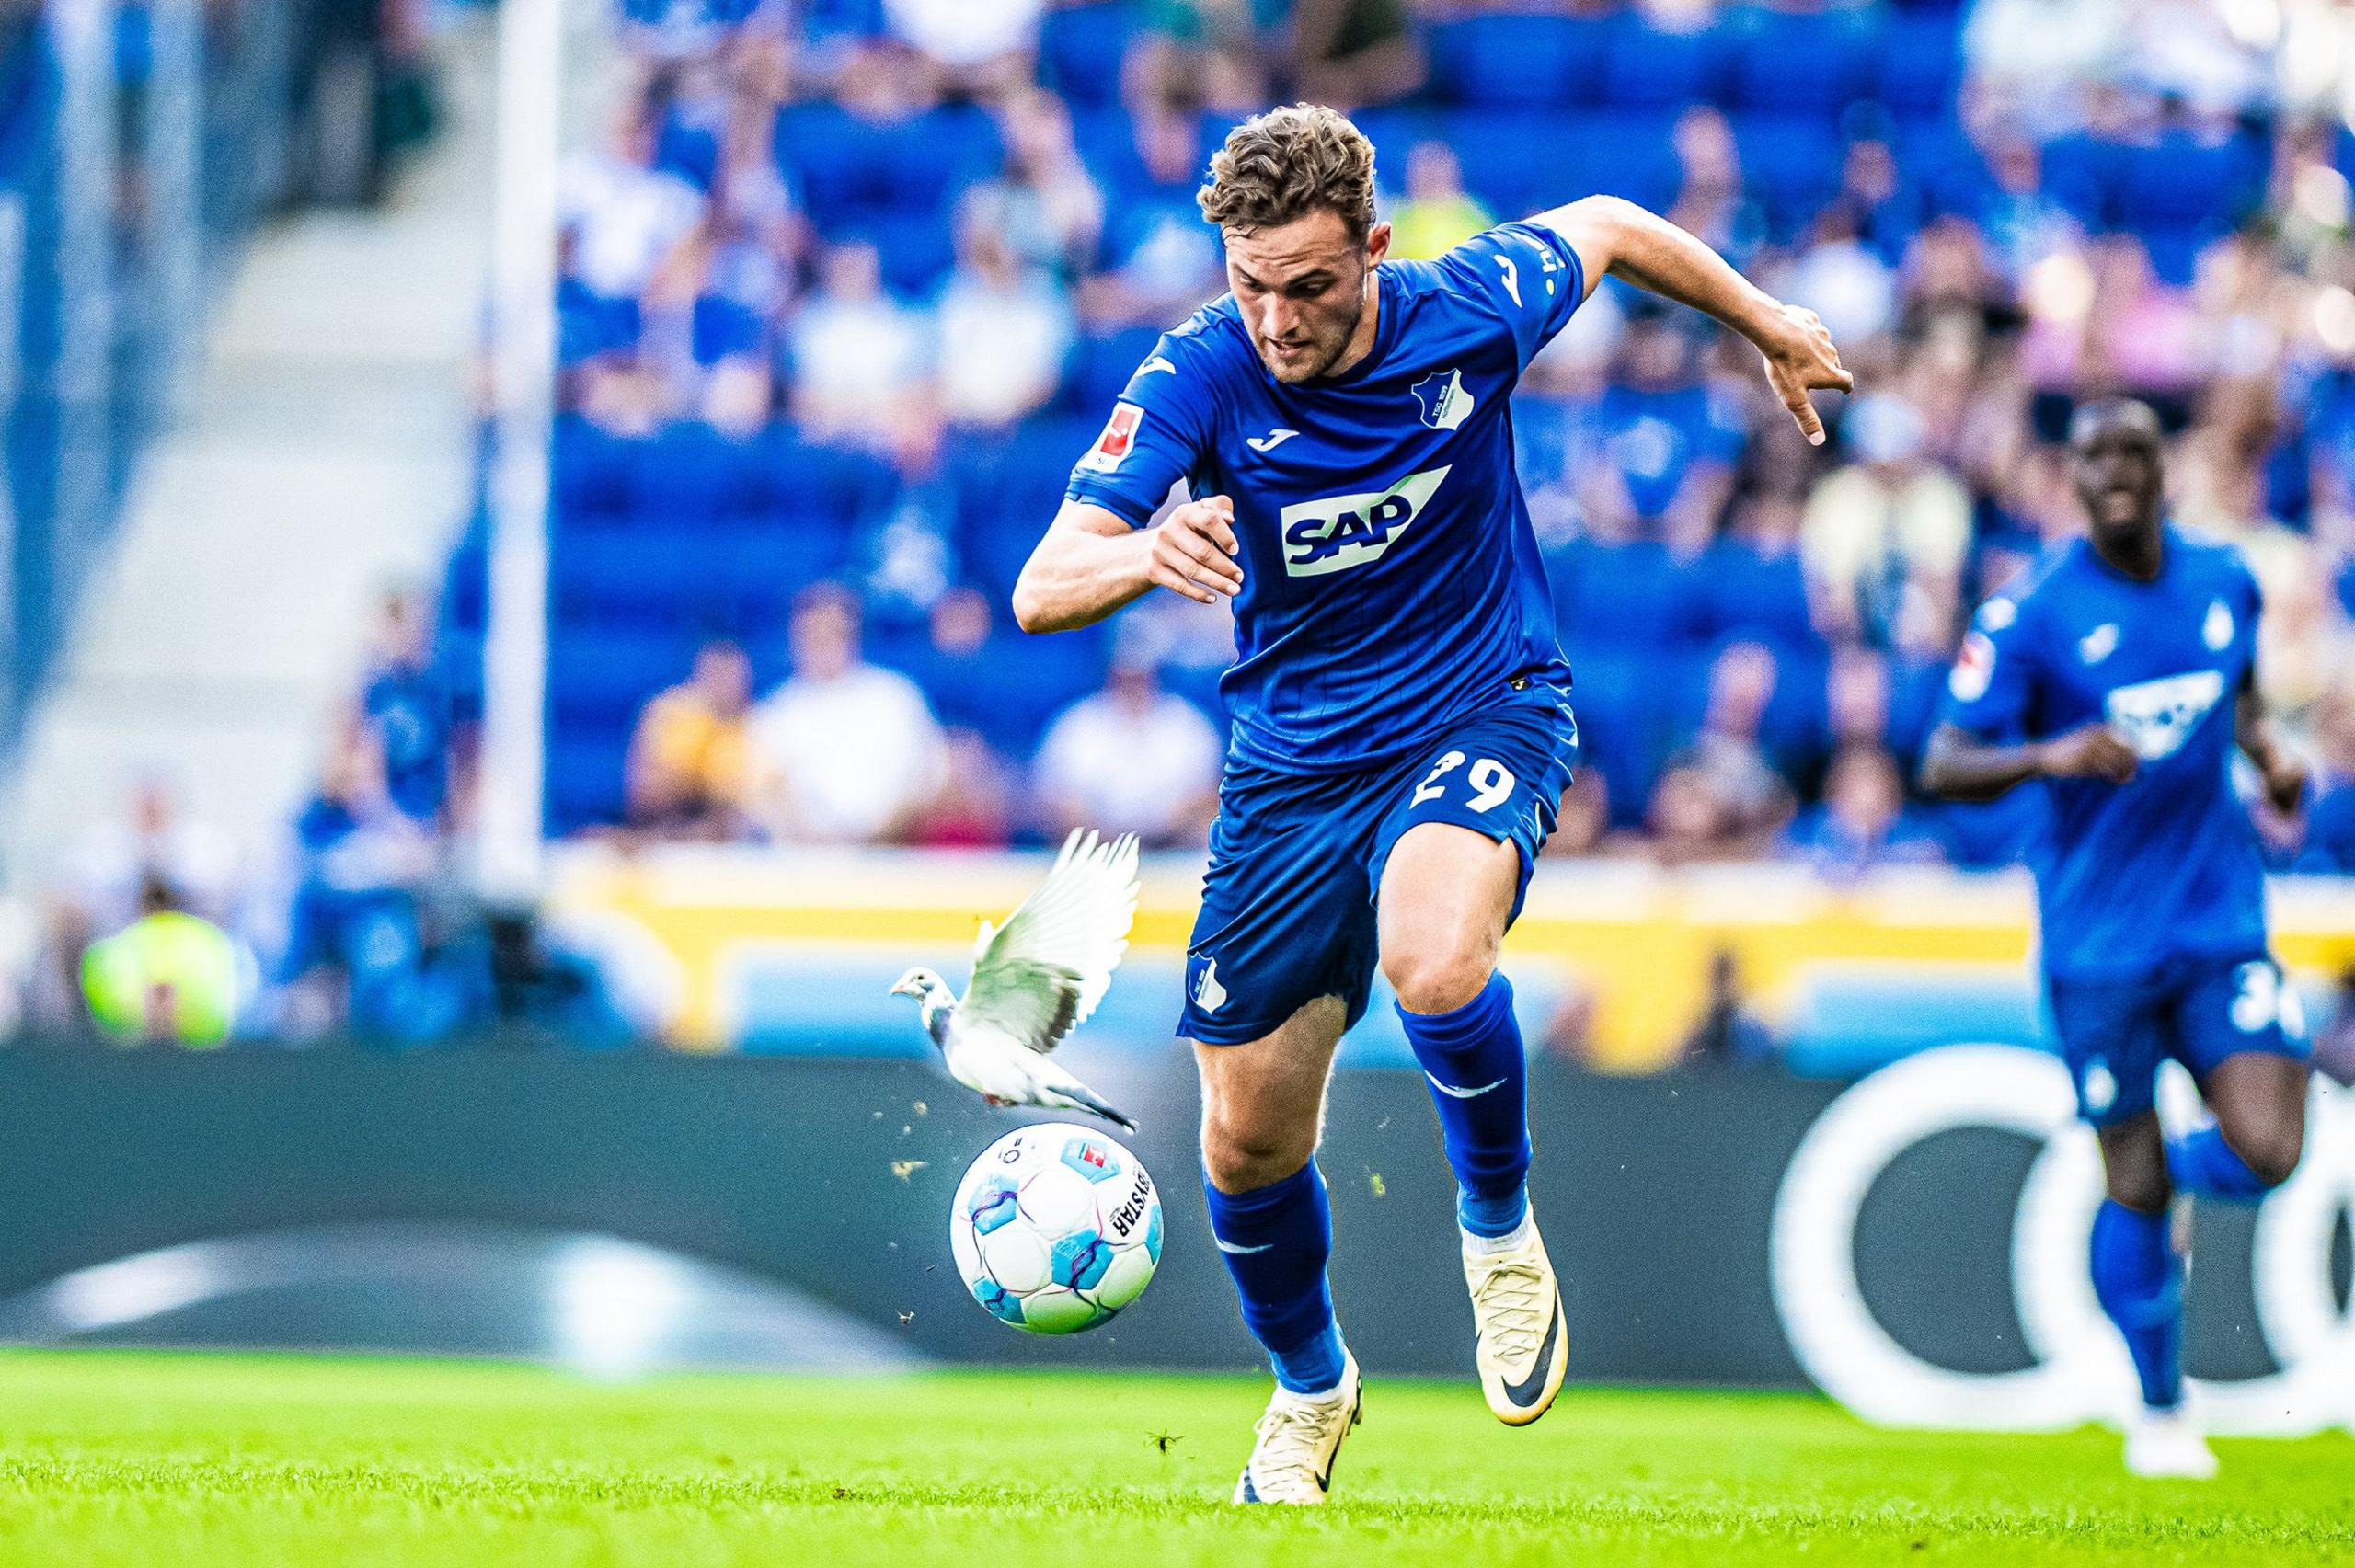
left=1920, top=398, right=2314, bottom=1480
left=1013, top=104, right=1852, bottom=1503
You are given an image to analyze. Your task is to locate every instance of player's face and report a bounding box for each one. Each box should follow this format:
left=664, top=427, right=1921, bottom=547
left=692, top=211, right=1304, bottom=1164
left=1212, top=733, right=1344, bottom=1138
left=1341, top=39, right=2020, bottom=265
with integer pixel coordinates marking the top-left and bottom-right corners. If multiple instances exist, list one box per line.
left=2070, top=418, right=2163, bottom=540
left=1223, top=211, right=1388, bottom=383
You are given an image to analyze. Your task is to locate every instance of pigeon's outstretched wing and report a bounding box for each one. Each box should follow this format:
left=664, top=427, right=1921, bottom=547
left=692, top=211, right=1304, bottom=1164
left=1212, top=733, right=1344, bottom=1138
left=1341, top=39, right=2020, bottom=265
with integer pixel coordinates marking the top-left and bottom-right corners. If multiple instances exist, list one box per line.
left=959, top=830, right=1140, bottom=1053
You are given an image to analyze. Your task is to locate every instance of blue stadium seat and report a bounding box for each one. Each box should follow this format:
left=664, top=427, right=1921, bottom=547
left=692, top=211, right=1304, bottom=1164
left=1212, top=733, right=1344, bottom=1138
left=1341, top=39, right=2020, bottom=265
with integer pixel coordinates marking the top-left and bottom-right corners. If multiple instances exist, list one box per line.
left=710, top=514, right=858, bottom=636
left=775, top=101, right=1002, bottom=233
left=546, top=731, right=631, bottom=833
left=1067, top=106, right=1221, bottom=206
left=1436, top=108, right=1585, bottom=223
left=1424, top=9, right=1614, bottom=109
left=1728, top=114, right=1844, bottom=237
left=2036, top=131, right=2119, bottom=226
left=552, top=526, right=750, bottom=632
left=1348, top=105, right=1435, bottom=172
left=1037, top=0, right=1139, bottom=108
left=1897, top=117, right=1990, bottom=217
left=634, top=422, right=778, bottom=527
left=1696, top=538, right=1820, bottom=655
left=2112, top=128, right=2264, bottom=236
left=1724, top=4, right=1881, bottom=116
left=1557, top=648, right=1681, bottom=828
left=1598, top=16, right=1729, bottom=110
left=551, top=416, right=642, bottom=521
left=770, top=432, right=896, bottom=536
left=1549, top=535, right=1712, bottom=656
left=1559, top=112, right=1680, bottom=210
left=1063, top=323, right=1164, bottom=420
left=955, top=418, right=1102, bottom=598
left=1877, top=12, right=1960, bottom=116
left=548, top=624, right=696, bottom=733
left=890, top=625, right=1111, bottom=759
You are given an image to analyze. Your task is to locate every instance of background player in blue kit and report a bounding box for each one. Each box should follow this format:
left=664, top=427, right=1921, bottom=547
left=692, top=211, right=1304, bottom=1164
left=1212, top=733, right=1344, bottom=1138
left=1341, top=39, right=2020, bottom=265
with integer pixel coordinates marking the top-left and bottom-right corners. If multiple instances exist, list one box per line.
left=1920, top=398, right=2314, bottom=1481
left=1013, top=104, right=1852, bottom=1505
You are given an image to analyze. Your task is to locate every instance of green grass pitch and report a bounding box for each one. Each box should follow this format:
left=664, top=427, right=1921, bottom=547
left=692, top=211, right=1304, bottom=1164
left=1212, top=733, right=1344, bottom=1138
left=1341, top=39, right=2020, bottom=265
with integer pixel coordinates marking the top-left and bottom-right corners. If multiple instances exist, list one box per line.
left=0, top=1351, right=2349, bottom=1566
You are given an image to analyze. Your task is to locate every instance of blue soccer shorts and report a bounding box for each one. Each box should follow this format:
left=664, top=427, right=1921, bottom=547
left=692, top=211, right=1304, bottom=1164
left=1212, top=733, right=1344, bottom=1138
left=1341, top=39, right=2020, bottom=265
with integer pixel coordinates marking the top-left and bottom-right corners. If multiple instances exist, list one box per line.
left=2044, top=949, right=2312, bottom=1127
left=1178, top=692, right=1580, bottom=1047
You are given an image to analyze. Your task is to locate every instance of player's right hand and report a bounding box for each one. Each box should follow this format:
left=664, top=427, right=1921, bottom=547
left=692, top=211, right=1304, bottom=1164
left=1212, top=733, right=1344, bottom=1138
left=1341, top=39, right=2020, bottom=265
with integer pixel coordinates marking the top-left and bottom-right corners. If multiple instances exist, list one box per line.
left=1757, top=303, right=1854, bottom=447
left=1146, top=495, right=1243, bottom=604
left=2036, top=724, right=2139, bottom=785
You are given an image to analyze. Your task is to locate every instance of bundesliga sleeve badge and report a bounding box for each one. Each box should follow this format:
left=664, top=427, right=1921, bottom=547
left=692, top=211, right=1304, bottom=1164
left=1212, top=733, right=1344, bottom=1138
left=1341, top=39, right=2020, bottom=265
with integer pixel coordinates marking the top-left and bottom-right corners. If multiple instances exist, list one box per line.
left=1949, top=630, right=1994, bottom=702
left=1076, top=402, right=1145, bottom=474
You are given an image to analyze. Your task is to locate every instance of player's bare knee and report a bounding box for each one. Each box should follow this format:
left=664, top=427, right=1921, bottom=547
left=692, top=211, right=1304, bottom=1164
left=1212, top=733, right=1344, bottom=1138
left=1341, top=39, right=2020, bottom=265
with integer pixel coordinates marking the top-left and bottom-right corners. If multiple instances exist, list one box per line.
left=1382, top=944, right=1492, bottom=1016
left=2225, top=1119, right=2303, bottom=1190
left=1200, top=1108, right=1310, bottom=1193
left=2105, top=1167, right=2172, bottom=1213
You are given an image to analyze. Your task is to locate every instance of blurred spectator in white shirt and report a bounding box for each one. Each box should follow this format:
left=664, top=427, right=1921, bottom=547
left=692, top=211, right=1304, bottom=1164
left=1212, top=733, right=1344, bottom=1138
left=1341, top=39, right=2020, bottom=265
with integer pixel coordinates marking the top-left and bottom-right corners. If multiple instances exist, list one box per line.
left=937, top=205, right=1074, bottom=429
left=34, top=778, right=239, bottom=1031
left=1803, top=394, right=1971, bottom=644
left=1782, top=207, right=1897, bottom=349
left=788, top=242, right=933, bottom=445
left=885, top=0, right=1043, bottom=81
left=1962, top=0, right=2130, bottom=129
left=66, top=778, right=237, bottom=934
left=1035, top=650, right=1222, bottom=850
left=558, top=106, right=705, bottom=303
left=751, top=585, right=948, bottom=843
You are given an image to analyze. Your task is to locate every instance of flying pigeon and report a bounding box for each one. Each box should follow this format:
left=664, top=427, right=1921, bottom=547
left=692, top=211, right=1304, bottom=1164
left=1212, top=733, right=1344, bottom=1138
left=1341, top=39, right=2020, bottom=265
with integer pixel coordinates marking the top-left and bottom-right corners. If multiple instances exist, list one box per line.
left=890, top=829, right=1142, bottom=1131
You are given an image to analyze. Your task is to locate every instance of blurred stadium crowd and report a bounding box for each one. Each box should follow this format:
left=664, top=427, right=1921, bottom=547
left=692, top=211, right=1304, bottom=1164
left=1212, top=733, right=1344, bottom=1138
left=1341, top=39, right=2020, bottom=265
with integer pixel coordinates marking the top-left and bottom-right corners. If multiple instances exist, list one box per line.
left=24, top=0, right=2355, bottom=1045
left=424, top=0, right=2355, bottom=871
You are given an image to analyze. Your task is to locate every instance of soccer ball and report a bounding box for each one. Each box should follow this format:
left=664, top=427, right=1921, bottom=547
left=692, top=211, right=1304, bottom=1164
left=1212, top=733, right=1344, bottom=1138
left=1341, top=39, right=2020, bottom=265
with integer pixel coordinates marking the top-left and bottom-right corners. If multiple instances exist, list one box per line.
left=949, top=1122, right=1163, bottom=1333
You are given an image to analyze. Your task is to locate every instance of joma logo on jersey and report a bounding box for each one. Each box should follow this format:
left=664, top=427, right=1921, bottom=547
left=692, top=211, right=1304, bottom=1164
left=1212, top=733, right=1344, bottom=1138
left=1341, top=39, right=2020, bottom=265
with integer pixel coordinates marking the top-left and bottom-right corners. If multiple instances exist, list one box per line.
left=2104, top=670, right=2225, bottom=761
left=1279, top=465, right=1451, bottom=577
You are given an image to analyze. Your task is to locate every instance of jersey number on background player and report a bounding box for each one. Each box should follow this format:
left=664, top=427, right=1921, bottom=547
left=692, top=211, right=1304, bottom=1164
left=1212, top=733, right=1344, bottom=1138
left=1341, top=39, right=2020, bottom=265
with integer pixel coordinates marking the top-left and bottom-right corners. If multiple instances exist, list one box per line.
left=1412, top=751, right=1517, bottom=813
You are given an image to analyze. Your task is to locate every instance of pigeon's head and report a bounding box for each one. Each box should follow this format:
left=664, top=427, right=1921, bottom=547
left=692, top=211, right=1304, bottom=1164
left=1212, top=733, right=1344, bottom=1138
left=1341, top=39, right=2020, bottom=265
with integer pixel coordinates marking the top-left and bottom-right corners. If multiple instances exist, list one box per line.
left=890, top=967, right=949, bottom=1007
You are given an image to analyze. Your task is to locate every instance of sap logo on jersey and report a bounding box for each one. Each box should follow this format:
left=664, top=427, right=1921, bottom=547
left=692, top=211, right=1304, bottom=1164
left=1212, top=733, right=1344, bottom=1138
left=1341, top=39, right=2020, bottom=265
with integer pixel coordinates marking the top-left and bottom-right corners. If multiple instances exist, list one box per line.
left=1280, top=466, right=1451, bottom=577
left=2103, top=669, right=2224, bottom=761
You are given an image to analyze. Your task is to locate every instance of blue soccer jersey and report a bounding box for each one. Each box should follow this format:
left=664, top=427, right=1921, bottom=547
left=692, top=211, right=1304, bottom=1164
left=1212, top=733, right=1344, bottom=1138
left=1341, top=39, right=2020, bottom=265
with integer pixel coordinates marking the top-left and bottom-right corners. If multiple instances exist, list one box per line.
left=1063, top=223, right=1585, bottom=773
left=1937, top=526, right=2269, bottom=979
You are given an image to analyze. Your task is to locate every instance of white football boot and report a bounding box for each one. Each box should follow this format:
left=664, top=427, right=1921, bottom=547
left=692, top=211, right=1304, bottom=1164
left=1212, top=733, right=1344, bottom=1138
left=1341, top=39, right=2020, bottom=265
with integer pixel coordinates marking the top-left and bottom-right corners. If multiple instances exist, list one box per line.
left=2125, top=1403, right=2219, bottom=1480
left=1464, top=1208, right=1568, bottom=1425
left=1232, top=1352, right=1361, bottom=1505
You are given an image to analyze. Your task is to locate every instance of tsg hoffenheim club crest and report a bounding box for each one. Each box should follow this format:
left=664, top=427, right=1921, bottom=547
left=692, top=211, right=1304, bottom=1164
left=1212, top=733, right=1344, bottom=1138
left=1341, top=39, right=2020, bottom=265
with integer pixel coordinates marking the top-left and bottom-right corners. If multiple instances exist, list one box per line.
left=1412, top=369, right=1476, bottom=431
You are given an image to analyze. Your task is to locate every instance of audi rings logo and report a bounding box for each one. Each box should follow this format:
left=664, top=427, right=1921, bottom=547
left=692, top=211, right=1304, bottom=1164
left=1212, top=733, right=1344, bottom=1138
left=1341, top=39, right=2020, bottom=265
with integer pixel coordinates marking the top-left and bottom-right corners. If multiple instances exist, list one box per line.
left=1771, top=1045, right=2353, bottom=1436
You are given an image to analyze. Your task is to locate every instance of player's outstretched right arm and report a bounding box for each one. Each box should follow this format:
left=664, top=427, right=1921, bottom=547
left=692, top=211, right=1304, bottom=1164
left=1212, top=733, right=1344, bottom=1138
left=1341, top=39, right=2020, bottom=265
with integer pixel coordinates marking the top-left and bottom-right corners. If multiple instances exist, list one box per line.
left=1536, top=196, right=1853, bottom=444
left=1012, top=496, right=1243, bottom=635
left=1917, top=721, right=2140, bottom=803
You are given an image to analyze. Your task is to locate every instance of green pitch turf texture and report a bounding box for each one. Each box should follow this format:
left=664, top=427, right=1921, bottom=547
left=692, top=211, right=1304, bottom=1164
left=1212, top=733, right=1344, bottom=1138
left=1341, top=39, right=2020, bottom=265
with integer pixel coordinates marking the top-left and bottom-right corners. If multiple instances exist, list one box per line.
left=0, top=1352, right=2349, bottom=1566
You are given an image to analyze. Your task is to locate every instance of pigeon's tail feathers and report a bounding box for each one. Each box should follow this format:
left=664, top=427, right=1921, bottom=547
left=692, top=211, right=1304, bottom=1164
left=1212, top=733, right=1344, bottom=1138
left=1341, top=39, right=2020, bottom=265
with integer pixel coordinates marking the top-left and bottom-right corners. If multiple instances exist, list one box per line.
left=1056, top=1080, right=1138, bottom=1133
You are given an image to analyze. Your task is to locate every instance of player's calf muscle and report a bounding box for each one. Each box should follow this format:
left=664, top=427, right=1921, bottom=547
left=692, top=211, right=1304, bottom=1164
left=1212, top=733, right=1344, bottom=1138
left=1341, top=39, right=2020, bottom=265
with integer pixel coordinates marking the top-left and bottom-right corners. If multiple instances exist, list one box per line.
left=2097, top=1115, right=2170, bottom=1211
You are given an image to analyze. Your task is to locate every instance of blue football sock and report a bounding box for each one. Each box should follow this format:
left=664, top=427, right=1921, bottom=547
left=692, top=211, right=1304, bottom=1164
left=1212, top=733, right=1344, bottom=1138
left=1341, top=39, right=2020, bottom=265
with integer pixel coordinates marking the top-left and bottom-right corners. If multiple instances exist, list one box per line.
left=2166, top=1126, right=2274, bottom=1203
left=1203, top=1162, right=1346, bottom=1395
left=2089, top=1199, right=2184, bottom=1412
left=1398, top=971, right=1532, bottom=1238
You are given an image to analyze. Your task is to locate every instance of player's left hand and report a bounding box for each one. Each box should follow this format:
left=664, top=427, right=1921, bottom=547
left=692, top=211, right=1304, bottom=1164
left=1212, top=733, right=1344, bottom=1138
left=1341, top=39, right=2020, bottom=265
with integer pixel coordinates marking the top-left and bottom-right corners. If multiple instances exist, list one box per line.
left=1756, top=303, right=1854, bottom=446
